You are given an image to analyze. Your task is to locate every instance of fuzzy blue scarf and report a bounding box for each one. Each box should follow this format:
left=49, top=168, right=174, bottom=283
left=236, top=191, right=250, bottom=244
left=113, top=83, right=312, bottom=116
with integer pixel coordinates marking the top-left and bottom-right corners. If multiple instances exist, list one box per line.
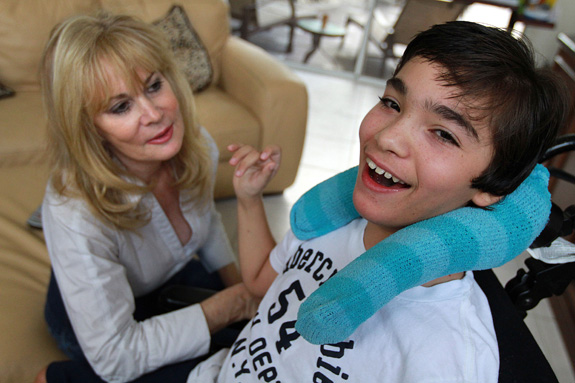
left=291, top=164, right=550, bottom=344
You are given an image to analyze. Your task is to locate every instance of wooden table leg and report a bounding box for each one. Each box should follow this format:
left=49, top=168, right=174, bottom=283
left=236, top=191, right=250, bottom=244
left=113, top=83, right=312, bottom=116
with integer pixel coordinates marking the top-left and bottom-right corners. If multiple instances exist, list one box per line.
left=303, top=33, right=322, bottom=63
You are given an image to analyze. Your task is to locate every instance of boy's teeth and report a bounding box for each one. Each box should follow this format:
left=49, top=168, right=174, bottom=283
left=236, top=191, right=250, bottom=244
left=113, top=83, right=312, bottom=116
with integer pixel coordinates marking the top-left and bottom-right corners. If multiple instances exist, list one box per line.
left=366, top=158, right=405, bottom=184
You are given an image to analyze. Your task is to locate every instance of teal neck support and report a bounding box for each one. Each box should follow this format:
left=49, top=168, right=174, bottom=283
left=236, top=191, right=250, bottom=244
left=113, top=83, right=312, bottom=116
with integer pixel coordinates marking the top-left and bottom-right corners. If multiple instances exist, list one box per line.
left=291, top=164, right=551, bottom=344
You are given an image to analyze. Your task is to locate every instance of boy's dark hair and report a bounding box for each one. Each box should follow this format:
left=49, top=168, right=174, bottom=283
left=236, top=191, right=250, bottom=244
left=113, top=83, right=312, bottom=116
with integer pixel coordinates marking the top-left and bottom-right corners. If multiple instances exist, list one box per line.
left=395, top=21, right=570, bottom=196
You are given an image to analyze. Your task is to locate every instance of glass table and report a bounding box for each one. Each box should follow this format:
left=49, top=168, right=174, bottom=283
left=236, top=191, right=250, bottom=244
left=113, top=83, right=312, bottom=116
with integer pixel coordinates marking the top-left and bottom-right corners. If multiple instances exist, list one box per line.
left=296, top=18, right=346, bottom=63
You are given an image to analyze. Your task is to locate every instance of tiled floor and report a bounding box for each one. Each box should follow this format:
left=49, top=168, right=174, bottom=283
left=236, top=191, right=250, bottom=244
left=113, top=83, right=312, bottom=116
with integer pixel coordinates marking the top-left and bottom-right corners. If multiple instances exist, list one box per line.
left=215, top=69, right=575, bottom=382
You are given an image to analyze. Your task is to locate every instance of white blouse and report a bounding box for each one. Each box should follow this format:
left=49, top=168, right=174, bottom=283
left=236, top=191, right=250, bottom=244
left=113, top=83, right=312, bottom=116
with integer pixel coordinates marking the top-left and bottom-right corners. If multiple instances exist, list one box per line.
left=42, top=128, right=235, bottom=383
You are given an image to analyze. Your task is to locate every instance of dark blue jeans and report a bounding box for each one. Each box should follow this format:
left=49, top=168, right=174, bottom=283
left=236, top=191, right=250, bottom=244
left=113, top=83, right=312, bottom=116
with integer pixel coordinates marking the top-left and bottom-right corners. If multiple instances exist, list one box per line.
left=44, top=259, right=227, bottom=382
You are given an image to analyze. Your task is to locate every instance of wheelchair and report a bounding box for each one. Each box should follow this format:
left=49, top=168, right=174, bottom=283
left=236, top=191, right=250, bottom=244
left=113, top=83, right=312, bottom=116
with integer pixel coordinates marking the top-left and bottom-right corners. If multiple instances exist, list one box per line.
left=162, top=135, right=575, bottom=382
left=480, top=134, right=575, bottom=382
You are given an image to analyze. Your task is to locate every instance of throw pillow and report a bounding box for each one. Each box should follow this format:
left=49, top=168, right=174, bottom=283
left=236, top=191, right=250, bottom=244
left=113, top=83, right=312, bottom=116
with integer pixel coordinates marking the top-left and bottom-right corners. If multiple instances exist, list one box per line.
left=0, top=82, right=15, bottom=99
left=154, top=5, right=213, bottom=92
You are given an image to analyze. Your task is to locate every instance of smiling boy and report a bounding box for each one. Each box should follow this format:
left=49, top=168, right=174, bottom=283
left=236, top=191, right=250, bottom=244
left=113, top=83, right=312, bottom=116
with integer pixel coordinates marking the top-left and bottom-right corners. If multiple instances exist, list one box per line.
left=356, top=57, right=499, bottom=252
left=186, top=21, right=568, bottom=383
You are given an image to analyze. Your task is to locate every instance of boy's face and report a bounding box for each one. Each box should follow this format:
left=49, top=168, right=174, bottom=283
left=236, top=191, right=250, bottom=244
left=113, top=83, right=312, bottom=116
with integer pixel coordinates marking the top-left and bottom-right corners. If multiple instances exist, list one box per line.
left=354, top=58, right=499, bottom=240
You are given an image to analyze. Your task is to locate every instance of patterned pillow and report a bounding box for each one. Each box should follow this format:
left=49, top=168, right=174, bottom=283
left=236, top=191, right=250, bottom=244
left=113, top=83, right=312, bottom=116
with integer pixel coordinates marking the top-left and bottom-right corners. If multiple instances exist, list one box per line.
left=0, top=82, right=14, bottom=99
left=154, top=5, right=213, bottom=92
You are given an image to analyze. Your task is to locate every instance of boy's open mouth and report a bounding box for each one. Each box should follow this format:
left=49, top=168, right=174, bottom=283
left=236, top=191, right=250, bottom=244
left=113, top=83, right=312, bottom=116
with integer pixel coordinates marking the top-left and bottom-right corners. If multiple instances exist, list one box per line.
left=366, top=158, right=410, bottom=189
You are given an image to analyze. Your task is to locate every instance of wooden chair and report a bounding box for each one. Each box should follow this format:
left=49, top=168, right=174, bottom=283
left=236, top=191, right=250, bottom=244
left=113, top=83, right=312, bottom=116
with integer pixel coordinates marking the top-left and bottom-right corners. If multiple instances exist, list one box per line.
left=343, top=0, right=467, bottom=75
left=229, top=0, right=319, bottom=52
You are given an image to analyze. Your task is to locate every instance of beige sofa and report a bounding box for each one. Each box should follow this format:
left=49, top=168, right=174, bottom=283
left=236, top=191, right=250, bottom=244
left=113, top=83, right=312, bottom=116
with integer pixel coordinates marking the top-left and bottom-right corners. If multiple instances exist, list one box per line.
left=0, top=0, right=307, bottom=382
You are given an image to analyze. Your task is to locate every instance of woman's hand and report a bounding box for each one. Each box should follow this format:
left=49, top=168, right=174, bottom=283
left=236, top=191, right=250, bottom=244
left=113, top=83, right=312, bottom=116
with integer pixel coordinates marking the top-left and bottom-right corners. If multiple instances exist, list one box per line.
left=200, top=283, right=260, bottom=334
left=228, top=144, right=281, bottom=201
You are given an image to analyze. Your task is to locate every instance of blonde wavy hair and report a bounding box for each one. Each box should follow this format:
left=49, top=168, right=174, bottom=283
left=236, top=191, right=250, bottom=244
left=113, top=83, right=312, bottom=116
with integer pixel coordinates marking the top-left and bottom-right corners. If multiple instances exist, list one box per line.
left=41, top=12, right=212, bottom=229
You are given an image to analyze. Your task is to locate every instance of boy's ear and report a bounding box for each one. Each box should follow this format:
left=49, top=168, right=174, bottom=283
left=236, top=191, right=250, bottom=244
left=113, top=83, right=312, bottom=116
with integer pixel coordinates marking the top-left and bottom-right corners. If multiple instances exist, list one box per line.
left=471, top=191, right=502, bottom=207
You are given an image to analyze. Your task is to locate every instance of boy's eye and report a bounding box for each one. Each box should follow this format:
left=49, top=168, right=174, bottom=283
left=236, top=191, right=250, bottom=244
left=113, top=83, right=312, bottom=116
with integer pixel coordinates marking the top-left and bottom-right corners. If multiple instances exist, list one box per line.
left=434, top=129, right=460, bottom=147
left=379, top=96, right=400, bottom=112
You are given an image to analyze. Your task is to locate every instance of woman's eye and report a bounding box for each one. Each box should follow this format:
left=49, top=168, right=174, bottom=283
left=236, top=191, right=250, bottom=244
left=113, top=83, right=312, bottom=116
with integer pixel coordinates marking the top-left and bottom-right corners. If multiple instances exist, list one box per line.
left=147, top=79, right=163, bottom=93
left=379, top=96, right=400, bottom=112
left=110, top=101, right=130, bottom=115
left=434, top=129, right=459, bottom=146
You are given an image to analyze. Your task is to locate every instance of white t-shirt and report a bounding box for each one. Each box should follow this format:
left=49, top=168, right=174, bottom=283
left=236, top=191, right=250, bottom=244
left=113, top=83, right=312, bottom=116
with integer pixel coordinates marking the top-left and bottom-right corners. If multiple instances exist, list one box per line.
left=42, top=128, right=235, bottom=383
left=188, top=218, right=499, bottom=383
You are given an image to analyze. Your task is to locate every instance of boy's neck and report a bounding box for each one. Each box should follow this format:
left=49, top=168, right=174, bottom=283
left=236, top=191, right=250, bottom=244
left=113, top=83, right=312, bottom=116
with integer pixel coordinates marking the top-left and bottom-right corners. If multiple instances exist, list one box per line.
left=363, top=221, right=397, bottom=250
left=363, top=221, right=465, bottom=287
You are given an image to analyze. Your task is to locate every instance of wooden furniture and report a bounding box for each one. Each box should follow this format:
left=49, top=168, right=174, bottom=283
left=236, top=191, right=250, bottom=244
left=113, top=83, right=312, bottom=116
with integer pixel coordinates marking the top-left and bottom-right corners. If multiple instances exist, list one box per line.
left=553, top=33, right=575, bottom=139
left=297, top=17, right=346, bottom=63
left=345, top=0, right=467, bottom=77
left=229, top=0, right=337, bottom=53
left=453, top=0, right=555, bottom=31
left=229, top=0, right=312, bottom=52
left=549, top=32, right=575, bottom=370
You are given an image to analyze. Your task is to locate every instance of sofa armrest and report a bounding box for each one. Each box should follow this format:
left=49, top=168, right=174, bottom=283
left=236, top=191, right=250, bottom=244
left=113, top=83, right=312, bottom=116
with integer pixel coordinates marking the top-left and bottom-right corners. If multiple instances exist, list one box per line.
left=219, top=36, right=308, bottom=193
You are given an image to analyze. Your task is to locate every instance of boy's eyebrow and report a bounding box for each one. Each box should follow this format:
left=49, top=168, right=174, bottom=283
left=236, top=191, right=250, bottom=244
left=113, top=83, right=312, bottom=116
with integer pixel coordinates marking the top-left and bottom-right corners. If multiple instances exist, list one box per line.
left=386, top=77, right=407, bottom=95
left=430, top=103, right=479, bottom=141
left=386, top=76, right=479, bottom=141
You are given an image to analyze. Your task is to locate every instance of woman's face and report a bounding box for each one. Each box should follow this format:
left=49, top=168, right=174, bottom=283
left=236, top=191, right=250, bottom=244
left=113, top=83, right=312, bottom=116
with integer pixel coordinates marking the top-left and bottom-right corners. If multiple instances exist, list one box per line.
left=93, top=62, right=184, bottom=178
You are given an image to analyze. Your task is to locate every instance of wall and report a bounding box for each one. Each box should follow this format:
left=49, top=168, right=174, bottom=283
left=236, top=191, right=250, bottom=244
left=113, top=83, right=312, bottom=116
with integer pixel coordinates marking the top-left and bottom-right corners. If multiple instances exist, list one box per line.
left=524, top=0, right=575, bottom=66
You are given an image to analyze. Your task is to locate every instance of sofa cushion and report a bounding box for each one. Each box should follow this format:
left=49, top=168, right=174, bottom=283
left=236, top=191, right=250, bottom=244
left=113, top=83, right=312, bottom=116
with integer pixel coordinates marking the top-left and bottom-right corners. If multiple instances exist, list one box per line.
left=0, top=163, right=66, bottom=383
left=154, top=5, right=213, bottom=92
left=0, top=0, right=101, bottom=91
left=194, top=87, right=260, bottom=162
left=0, top=92, right=47, bottom=167
left=101, top=0, right=230, bottom=86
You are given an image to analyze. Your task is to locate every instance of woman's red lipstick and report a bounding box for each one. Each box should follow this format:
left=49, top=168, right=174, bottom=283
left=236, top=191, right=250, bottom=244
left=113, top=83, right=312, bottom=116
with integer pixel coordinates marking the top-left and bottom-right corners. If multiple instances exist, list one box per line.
left=148, top=125, right=173, bottom=144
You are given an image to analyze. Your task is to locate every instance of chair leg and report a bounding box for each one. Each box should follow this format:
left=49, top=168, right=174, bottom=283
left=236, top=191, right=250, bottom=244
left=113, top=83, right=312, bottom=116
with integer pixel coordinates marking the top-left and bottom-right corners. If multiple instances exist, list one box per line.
left=303, top=34, right=322, bottom=63
left=338, top=16, right=353, bottom=50
left=287, top=22, right=295, bottom=53
left=240, top=12, right=250, bottom=39
left=338, top=36, right=345, bottom=50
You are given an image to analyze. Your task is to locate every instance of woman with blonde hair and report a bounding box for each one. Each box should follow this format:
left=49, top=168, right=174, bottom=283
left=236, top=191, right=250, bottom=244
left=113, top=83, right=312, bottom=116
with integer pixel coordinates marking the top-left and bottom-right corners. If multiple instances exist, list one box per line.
left=36, top=12, right=256, bottom=383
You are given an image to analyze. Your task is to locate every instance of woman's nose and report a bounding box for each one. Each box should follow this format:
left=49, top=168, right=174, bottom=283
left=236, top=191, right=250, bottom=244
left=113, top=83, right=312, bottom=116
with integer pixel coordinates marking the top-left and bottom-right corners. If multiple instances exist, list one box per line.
left=140, top=98, right=162, bottom=125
